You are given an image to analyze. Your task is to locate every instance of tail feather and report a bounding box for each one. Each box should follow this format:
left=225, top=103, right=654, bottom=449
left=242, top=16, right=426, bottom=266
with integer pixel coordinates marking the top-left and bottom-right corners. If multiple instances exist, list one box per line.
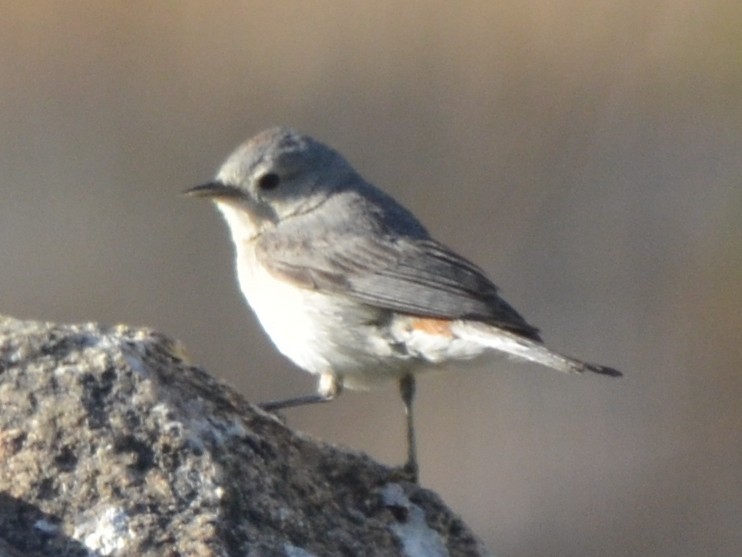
left=454, top=321, right=622, bottom=377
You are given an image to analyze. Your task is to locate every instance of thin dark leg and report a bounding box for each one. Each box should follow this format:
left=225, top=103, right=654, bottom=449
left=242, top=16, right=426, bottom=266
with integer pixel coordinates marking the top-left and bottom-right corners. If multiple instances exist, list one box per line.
left=259, top=372, right=341, bottom=412
left=399, top=373, right=418, bottom=483
left=259, top=392, right=336, bottom=411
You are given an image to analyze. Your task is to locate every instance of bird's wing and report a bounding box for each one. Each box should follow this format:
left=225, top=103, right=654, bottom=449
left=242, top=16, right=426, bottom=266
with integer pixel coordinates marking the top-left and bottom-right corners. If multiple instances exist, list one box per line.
left=256, top=228, right=541, bottom=341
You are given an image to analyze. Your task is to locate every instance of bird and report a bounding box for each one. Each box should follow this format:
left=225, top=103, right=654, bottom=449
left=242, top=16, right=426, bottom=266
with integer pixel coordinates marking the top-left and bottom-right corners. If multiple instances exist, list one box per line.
left=184, top=127, right=621, bottom=482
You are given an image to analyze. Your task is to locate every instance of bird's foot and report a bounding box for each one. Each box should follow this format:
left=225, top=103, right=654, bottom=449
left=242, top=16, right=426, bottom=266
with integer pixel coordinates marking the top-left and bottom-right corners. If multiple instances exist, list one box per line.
left=387, top=461, right=419, bottom=484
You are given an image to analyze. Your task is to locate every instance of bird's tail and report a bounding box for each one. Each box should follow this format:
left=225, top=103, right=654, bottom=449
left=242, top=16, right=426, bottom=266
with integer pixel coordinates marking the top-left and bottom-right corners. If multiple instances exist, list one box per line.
left=454, top=321, right=622, bottom=377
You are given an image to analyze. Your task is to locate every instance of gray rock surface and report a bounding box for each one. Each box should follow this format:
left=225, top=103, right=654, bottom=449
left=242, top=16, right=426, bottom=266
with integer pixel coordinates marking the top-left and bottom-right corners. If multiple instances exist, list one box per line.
left=0, top=316, right=491, bottom=557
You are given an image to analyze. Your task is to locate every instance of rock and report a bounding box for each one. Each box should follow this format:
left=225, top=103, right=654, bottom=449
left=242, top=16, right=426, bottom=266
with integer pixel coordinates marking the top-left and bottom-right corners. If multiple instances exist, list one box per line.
left=0, top=316, right=491, bottom=557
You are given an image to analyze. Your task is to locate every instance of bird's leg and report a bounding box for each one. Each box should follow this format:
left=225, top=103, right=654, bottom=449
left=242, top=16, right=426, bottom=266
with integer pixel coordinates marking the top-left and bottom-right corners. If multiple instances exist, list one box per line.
left=259, top=372, right=342, bottom=411
left=399, top=373, right=419, bottom=483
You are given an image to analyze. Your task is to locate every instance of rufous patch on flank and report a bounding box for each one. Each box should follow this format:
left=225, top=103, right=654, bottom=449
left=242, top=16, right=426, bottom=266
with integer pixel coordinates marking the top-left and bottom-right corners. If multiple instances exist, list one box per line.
left=409, top=317, right=455, bottom=338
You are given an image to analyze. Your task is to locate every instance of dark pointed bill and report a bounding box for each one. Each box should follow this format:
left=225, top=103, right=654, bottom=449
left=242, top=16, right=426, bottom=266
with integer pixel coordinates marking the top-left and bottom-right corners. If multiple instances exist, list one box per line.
left=182, top=181, right=244, bottom=199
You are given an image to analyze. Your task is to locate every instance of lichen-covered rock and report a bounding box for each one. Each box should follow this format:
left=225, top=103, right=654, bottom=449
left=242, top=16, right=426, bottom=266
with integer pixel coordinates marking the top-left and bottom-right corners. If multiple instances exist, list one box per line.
left=0, top=316, right=490, bottom=557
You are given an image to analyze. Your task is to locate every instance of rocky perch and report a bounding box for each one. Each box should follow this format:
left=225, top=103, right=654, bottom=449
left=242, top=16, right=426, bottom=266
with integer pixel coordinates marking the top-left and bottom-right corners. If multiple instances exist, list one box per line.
left=0, top=316, right=490, bottom=557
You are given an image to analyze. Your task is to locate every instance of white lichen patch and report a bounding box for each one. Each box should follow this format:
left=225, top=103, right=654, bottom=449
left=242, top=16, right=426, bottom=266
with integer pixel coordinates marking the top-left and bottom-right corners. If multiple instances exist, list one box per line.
left=283, top=543, right=319, bottom=557
left=381, top=484, right=449, bottom=557
left=73, top=506, right=133, bottom=556
left=33, top=518, right=59, bottom=534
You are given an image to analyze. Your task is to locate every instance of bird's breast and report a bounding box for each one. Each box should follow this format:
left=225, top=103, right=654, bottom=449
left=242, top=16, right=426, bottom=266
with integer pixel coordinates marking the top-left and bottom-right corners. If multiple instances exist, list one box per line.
left=233, top=243, right=405, bottom=381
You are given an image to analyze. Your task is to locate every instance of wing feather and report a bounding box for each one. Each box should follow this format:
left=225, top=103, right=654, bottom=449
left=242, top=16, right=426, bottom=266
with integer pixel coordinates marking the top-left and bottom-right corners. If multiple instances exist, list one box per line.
left=256, top=228, right=541, bottom=341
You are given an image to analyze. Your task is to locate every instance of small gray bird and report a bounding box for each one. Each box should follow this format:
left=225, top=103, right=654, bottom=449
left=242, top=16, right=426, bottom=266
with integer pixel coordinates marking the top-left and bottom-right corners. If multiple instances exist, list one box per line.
left=185, top=127, right=621, bottom=482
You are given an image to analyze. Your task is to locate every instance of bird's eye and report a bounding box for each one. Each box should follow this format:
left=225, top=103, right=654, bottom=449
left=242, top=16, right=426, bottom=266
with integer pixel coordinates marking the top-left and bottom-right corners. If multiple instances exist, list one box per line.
left=257, top=172, right=280, bottom=191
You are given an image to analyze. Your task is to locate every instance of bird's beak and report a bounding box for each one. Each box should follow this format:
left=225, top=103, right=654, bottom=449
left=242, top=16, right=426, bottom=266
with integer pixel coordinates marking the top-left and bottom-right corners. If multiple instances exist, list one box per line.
left=182, top=181, right=244, bottom=199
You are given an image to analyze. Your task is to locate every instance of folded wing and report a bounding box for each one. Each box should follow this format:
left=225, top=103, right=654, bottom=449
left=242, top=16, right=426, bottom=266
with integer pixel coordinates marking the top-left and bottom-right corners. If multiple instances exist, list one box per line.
left=256, top=229, right=542, bottom=341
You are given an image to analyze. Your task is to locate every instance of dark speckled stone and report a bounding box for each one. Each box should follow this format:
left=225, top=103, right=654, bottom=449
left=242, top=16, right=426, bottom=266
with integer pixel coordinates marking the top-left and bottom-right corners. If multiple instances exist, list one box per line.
left=0, top=316, right=490, bottom=557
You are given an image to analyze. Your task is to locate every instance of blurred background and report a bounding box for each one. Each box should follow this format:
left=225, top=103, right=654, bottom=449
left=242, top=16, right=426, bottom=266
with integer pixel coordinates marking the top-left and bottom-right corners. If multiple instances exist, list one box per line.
left=1, top=2, right=740, bottom=555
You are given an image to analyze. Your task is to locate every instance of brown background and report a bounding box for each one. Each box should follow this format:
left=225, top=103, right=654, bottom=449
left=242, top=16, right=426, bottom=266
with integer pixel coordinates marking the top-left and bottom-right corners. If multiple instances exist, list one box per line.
left=2, top=2, right=740, bottom=556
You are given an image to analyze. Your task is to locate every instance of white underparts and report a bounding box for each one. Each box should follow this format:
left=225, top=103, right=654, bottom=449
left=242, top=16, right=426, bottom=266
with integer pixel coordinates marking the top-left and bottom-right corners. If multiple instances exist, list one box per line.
left=227, top=234, right=581, bottom=392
